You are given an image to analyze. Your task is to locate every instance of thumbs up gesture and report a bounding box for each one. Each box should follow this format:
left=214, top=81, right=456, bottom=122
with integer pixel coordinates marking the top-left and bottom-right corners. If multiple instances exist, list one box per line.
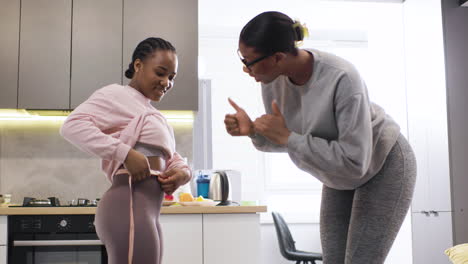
left=253, top=100, right=291, bottom=145
left=224, top=98, right=254, bottom=136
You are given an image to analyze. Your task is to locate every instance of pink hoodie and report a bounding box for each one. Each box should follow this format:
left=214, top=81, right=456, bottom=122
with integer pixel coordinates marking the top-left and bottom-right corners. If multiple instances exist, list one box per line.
left=60, top=83, right=189, bottom=181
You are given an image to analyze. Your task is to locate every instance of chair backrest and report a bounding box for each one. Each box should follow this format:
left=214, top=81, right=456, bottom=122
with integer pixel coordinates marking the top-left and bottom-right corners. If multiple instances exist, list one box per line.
left=272, top=211, right=297, bottom=258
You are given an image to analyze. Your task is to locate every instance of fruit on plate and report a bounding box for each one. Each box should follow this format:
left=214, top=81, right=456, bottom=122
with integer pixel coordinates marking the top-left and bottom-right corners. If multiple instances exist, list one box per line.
left=195, top=196, right=204, bottom=202
left=164, top=194, right=174, bottom=201
left=179, top=192, right=195, bottom=202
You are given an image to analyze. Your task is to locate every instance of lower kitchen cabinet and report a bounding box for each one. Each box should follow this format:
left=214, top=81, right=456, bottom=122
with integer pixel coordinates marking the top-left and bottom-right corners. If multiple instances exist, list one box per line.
left=0, top=216, right=6, bottom=264
left=0, top=212, right=261, bottom=264
left=160, top=213, right=261, bottom=264
left=412, top=211, right=453, bottom=264
left=203, top=214, right=260, bottom=264
left=160, top=214, right=203, bottom=264
left=0, top=216, right=6, bottom=245
left=0, top=246, right=5, bottom=264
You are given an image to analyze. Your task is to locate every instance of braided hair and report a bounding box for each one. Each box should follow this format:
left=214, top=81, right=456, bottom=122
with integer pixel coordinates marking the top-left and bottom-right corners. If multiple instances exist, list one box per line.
left=124, top=37, right=176, bottom=79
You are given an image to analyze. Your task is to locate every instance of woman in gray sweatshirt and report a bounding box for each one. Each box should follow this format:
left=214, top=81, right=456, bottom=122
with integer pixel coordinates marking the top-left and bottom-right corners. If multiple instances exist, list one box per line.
left=224, top=11, right=416, bottom=264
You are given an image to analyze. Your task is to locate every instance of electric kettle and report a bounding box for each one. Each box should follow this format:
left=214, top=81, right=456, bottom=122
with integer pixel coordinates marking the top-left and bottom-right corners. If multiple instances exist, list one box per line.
left=209, top=171, right=231, bottom=206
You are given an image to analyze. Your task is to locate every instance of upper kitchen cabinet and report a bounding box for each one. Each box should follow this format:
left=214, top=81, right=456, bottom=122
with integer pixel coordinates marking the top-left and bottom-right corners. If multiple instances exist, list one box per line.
left=0, top=0, right=20, bottom=108
left=18, top=0, right=71, bottom=109
left=71, top=0, right=123, bottom=108
left=123, top=0, right=198, bottom=110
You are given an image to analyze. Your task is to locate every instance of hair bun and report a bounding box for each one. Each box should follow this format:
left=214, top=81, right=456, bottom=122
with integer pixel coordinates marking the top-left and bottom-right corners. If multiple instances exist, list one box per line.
left=293, top=22, right=304, bottom=41
left=124, top=62, right=135, bottom=79
left=292, top=20, right=309, bottom=44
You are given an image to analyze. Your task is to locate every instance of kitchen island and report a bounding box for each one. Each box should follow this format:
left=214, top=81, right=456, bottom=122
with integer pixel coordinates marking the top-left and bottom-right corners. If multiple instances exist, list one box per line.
left=0, top=205, right=266, bottom=264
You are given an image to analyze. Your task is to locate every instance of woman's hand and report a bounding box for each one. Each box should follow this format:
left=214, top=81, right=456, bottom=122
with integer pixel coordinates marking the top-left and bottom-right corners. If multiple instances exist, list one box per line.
left=123, top=149, right=151, bottom=182
left=158, top=168, right=191, bottom=195
left=224, top=98, right=255, bottom=136
left=254, top=100, right=291, bottom=145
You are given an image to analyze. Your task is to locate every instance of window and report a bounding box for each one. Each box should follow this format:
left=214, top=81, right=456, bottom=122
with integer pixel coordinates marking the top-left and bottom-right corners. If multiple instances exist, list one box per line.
left=199, top=0, right=406, bottom=223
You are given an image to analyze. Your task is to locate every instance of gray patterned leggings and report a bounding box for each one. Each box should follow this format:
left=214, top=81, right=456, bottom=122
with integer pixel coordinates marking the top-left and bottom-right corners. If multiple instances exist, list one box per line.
left=94, top=173, right=164, bottom=264
left=320, top=134, right=417, bottom=264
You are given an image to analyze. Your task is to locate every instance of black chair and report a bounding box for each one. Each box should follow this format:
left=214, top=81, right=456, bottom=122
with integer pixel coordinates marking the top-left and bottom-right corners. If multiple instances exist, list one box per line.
left=272, top=212, right=323, bottom=264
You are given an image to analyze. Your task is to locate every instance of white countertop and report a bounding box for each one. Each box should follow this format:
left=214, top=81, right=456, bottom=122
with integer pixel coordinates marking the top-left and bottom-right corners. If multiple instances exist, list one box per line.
left=0, top=204, right=267, bottom=215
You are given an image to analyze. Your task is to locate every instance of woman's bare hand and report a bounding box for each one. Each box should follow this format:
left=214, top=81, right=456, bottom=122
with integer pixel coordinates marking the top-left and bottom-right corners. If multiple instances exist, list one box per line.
left=253, top=100, right=291, bottom=145
left=158, top=168, right=191, bottom=195
left=123, top=149, right=151, bottom=182
left=224, top=98, right=254, bottom=136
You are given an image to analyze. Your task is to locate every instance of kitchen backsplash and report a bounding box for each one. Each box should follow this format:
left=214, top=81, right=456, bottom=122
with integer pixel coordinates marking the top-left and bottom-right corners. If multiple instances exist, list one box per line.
left=0, top=120, right=193, bottom=204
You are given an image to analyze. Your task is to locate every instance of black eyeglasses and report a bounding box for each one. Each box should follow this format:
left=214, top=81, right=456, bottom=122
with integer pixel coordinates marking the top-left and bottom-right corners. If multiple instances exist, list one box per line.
left=237, top=49, right=271, bottom=69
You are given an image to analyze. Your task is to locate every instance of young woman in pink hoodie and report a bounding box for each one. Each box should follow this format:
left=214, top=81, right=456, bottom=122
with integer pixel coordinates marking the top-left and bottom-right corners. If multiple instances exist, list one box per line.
left=61, top=37, right=191, bottom=264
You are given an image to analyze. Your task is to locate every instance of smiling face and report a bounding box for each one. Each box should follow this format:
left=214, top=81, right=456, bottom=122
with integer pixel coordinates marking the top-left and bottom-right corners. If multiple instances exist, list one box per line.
left=238, top=42, right=282, bottom=84
left=131, top=50, right=178, bottom=102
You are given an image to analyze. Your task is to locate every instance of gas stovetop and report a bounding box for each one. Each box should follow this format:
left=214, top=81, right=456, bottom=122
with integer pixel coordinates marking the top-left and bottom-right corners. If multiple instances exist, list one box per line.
left=9, top=197, right=99, bottom=207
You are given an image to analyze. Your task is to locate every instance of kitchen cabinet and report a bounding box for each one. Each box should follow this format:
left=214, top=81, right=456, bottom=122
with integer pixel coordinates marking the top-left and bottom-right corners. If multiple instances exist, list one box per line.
left=408, top=119, right=451, bottom=213
left=0, top=207, right=264, bottom=264
left=412, top=212, right=452, bottom=264
left=441, top=0, right=468, bottom=246
left=160, top=214, right=203, bottom=264
left=71, top=0, right=123, bottom=108
left=0, top=216, right=6, bottom=245
left=1, top=0, right=198, bottom=110
left=0, top=247, right=5, bottom=264
left=18, top=0, right=71, bottom=109
left=160, top=213, right=261, bottom=264
left=203, top=214, right=260, bottom=264
left=404, top=0, right=455, bottom=263
left=0, top=0, right=20, bottom=108
left=0, top=216, right=6, bottom=264
left=123, top=0, right=198, bottom=110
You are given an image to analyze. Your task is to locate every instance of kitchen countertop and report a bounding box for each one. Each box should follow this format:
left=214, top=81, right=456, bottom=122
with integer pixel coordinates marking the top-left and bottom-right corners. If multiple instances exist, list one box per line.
left=0, top=204, right=267, bottom=215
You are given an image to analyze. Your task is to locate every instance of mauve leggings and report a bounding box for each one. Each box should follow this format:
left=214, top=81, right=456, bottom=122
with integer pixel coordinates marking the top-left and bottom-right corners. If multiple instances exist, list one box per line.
left=95, top=173, right=164, bottom=264
left=320, top=134, right=417, bottom=264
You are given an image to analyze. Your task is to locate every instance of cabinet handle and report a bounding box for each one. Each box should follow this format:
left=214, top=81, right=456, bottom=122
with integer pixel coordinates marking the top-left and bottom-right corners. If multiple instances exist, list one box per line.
left=421, top=211, right=430, bottom=216
left=13, top=240, right=103, bottom=246
left=429, top=210, right=439, bottom=216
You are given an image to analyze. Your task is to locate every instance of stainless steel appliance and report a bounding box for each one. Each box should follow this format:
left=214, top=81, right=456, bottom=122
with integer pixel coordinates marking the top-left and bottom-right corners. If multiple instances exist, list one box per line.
left=209, top=171, right=231, bottom=205
left=13, top=197, right=100, bottom=207
left=8, top=197, right=106, bottom=264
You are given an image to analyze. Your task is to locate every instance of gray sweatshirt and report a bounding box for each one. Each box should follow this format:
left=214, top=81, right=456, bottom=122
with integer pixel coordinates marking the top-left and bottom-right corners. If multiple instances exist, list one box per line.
left=252, top=49, right=401, bottom=190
